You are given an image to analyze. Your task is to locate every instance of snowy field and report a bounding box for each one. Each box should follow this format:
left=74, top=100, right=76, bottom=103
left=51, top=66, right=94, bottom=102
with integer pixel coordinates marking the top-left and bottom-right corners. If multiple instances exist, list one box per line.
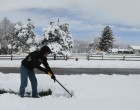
left=0, top=59, right=140, bottom=110
left=0, top=73, right=140, bottom=110
left=0, top=59, right=140, bottom=68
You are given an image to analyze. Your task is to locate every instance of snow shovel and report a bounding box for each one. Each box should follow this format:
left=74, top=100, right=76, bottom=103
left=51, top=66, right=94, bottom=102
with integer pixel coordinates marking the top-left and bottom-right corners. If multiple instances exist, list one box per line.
left=48, top=72, right=73, bottom=97
left=55, top=79, right=73, bottom=97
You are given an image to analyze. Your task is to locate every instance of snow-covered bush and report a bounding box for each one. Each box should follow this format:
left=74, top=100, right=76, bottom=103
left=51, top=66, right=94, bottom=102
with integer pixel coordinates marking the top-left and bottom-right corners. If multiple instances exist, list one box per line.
left=42, top=19, right=74, bottom=56
left=10, top=18, right=35, bottom=54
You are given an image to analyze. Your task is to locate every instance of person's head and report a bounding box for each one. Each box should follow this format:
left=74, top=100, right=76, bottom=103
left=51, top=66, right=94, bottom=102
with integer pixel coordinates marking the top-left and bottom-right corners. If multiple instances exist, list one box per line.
left=39, top=46, right=51, bottom=57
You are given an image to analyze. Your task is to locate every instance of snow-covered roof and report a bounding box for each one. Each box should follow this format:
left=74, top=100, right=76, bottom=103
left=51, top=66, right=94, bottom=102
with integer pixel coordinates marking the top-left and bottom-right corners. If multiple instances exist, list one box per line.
left=130, top=46, right=140, bottom=50
left=118, top=49, right=131, bottom=51
left=109, top=48, right=118, bottom=52
left=109, top=48, right=132, bottom=52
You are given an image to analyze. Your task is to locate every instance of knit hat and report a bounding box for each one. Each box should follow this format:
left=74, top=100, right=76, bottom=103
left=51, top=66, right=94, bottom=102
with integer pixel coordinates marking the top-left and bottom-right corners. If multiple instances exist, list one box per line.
left=39, top=46, right=51, bottom=55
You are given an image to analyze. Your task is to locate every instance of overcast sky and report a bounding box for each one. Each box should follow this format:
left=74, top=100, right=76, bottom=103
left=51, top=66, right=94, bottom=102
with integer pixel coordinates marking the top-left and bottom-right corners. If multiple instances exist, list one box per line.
left=0, top=0, right=140, bottom=45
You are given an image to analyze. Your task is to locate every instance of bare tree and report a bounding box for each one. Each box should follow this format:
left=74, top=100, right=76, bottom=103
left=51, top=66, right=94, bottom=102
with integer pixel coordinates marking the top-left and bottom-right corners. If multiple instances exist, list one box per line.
left=88, top=37, right=100, bottom=53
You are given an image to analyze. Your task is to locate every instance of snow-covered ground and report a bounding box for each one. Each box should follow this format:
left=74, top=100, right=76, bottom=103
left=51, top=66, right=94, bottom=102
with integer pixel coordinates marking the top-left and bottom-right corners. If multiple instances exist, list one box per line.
left=0, top=59, right=140, bottom=68
left=0, top=59, right=140, bottom=110
left=0, top=73, right=140, bottom=110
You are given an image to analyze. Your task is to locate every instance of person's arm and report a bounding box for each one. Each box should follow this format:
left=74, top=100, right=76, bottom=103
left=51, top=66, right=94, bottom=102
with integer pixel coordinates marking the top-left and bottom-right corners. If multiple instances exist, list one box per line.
left=42, top=59, right=53, bottom=74
left=43, top=59, right=56, bottom=82
left=36, top=65, right=47, bottom=73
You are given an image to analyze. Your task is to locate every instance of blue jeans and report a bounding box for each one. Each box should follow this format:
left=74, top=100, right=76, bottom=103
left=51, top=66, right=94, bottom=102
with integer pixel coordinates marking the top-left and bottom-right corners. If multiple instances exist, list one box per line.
left=19, top=64, right=38, bottom=97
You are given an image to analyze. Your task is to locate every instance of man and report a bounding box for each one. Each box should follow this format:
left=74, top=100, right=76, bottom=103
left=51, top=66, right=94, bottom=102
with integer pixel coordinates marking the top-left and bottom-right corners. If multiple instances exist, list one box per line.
left=19, top=46, right=56, bottom=98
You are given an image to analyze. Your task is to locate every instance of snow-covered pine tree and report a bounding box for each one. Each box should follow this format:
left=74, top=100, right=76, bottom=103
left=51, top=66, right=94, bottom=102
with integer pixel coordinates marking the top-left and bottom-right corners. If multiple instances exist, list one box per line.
left=10, top=18, right=35, bottom=54
left=42, top=19, right=74, bottom=56
left=0, top=17, right=14, bottom=54
left=98, top=26, right=114, bottom=52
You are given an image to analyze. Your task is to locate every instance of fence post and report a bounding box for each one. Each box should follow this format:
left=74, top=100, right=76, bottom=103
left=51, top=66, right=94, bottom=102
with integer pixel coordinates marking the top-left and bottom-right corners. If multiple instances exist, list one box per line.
left=76, top=57, right=78, bottom=61
left=66, top=55, right=68, bottom=61
left=11, top=54, right=13, bottom=61
left=54, top=53, right=56, bottom=60
left=102, top=54, right=103, bottom=60
left=123, top=55, right=125, bottom=61
left=87, top=54, right=89, bottom=61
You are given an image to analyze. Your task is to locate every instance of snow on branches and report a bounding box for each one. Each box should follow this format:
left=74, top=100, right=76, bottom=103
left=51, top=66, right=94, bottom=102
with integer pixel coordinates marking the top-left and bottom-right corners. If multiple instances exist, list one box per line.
left=42, top=19, right=74, bottom=56
left=11, top=18, right=35, bottom=53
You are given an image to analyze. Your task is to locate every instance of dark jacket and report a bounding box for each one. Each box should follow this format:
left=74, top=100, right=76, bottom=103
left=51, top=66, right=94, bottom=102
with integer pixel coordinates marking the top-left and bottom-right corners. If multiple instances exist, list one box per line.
left=22, top=46, right=53, bottom=74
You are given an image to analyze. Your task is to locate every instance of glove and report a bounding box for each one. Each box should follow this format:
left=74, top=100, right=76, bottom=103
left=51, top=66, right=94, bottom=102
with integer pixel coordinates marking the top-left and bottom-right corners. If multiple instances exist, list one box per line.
left=48, top=72, right=56, bottom=82
left=51, top=74, right=56, bottom=82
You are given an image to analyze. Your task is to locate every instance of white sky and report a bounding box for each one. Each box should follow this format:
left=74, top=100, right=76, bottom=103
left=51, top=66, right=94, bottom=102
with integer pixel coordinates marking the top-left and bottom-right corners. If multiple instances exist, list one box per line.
left=0, top=0, right=140, bottom=44
left=0, top=0, right=139, bottom=25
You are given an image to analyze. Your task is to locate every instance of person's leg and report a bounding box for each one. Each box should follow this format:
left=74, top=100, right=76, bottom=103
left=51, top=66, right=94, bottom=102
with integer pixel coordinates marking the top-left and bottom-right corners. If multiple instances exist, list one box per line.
left=19, top=65, right=28, bottom=97
left=28, top=70, right=38, bottom=97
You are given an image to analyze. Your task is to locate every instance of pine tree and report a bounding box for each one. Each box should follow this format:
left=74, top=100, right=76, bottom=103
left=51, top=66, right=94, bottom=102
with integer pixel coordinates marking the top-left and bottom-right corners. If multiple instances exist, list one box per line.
left=10, top=18, right=35, bottom=53
left=0, top=17, right=14, bottom=54
left=42, top=19, right=74, bottom=56
left=98, top=26, right=114, bottom=52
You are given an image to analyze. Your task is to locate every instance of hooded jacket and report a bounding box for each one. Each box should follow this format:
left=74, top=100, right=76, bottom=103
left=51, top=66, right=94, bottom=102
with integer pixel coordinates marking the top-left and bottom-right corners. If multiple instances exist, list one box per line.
left=22, top=46, right=52, bottom=74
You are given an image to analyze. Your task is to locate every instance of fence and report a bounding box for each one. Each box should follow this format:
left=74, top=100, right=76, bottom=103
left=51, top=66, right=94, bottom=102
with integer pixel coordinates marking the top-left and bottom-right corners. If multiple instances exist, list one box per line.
left=87, top=54, right=140, bottom=61
left=0, top=54, right=140, bottom=61
left=0, top=54, right=68, bottom=61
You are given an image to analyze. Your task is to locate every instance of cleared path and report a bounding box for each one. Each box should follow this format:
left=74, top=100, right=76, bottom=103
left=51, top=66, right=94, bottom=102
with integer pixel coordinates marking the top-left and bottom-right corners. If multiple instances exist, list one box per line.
left=0, top=67, right=140, bottom=75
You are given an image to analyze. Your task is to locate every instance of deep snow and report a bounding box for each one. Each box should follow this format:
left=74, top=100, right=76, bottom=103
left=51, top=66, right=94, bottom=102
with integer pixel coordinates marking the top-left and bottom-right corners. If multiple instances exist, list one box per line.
left=0, top=73, right=140, bottom=110
left=0, top=59, right=140, bottom=110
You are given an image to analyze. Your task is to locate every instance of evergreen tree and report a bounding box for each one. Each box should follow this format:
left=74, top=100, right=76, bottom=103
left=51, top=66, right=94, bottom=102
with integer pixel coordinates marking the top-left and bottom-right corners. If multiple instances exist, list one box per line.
left=42, top=19, right=74, bottom=56
left=0, top=17, right=14, bottom=54
left=10, top=18, right=35, bottom=53
left=98, top=26, right=114, bottom=52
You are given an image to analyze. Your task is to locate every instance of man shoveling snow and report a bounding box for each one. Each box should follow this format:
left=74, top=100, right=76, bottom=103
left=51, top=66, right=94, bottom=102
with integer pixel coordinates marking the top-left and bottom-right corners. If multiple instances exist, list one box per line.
left=19, top=46, right=56, bottom=98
